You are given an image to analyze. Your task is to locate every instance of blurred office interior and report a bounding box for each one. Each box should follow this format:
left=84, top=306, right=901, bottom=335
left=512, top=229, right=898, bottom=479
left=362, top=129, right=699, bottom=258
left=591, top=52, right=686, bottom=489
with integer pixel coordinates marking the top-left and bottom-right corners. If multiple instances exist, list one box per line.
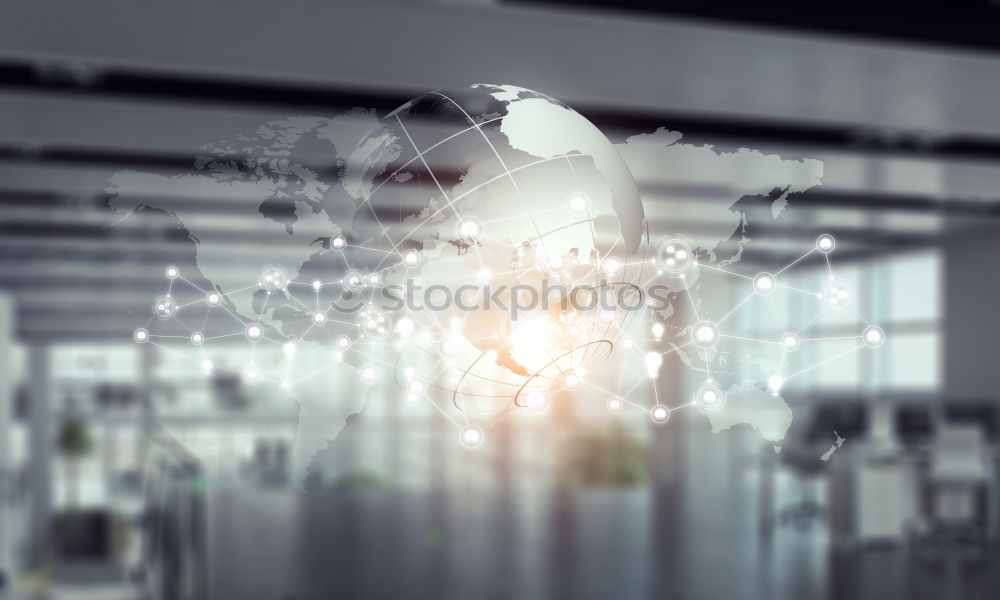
left=2, top=1, right=1000, bottom=599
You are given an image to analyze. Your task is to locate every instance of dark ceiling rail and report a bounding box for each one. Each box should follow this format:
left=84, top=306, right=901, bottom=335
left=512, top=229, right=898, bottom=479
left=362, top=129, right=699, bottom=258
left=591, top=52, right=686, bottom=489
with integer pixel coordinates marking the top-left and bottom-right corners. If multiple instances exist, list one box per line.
left=3, top=59, right=1000, bottom=161
left=512, top=0, right=1000, bottom=55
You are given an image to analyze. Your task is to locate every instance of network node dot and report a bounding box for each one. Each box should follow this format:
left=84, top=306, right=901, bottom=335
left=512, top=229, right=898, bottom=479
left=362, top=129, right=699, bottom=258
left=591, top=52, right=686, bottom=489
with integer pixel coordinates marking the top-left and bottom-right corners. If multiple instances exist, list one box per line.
left=409, top=380, right=425, bottom=395
left=190, top=332, right=204, bottom=346
left=440, top=335, right=460, bottom=355
left=607, top=397, right=623, bottom=413
left=283, top=341, right=297, bottom=356
left=358, top=307, right=390, bottom=337
left=206, top=292, right=222, bottom=307
left=753, top=272, right=776, bottom=296
left=603, top=257, right=622, bottom=275
left=201, top=359, right=213, bottom=374
left=564, top=373, right=580, bottom=388
left=331, top=235, right=347, bottom=250
left=312, top=280, right=322, bottom=292
left=245, top=323, right=264, bottom=341
left=691, top=320, right=719, bottom=349
left=656, top=238, right=694, bottom=274
left=259, top=265, right=289, bottom=292
left=280, top=380, right=292, bottom=391
left=523, top=390, right=548, bottom=413
left=651, top=404, right=671, bottom=424
left=651, top=322, right=665, bottom=339
left=694, top=382, right=726, bottom=412
left=862, top=325, right=885, bottom=348
left=556, top=254, right=577, bottom=273
left=645, top=352, right=663, bottom=377
left=133, top=328, right=149, bottom=343
left=456, top=217, right=484, bottom=242
left=780, top=332, right=800, bottom=351
left=460, top=425, right=485, bottom=449
left=395, top=316, right=416, bottom=338
left=312, top=311, right=327, bottom=326
left=816, top=234, right=836, bottom=254
left=367, top=273, right=381, bottom=286
left=242, top=365, right=261, bottom=385
left=335, top=335, right=351, bottom=349
left=819, top=278, right=855, bottom=312
left=152, top=295, right=178, bottom=319
left=567, top=191, right=589, bottom=212
left=402, top=249, right=422, bottom=267
left=165, top=266, right=179, bottom=279
left=343, top=270, right=365, bottom=292
left=361, top=366, right=376, bottom=382
left=767, top=374, right=784, bottom=394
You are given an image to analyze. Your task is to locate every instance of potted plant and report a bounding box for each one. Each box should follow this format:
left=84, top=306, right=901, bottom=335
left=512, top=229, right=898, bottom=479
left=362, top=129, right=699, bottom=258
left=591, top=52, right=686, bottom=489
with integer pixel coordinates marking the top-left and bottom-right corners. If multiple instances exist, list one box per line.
left=57, top=416, right=93, bottom=508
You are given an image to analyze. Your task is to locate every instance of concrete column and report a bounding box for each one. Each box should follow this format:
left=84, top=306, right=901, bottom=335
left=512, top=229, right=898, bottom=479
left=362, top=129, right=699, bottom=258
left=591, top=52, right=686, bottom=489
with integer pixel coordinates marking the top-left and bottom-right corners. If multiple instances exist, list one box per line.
left=0, top=295, right=13, bottom=589
left=28, top=343, right=52, bottom=567
left=942, top=231, right=1000, bottom=398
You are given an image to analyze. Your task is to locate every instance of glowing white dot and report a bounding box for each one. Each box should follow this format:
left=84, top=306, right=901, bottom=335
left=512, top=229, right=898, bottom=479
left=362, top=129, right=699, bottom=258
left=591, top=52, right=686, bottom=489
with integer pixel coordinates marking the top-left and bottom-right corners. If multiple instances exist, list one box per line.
left=242, top=366, right=260, bottom=385
left=564, top=374, right=579, bottom=388
left=862, top=325, right=885, bottom=348
left=651, top=322, right=665, bottom=338
left=441, top=336, right=460, bottom=355
left=409, top=380, right=425, bottom=394
left=460, top=425, right=484, bottom=448
left=133, top=328, right=148, bottom=343
left=283, top=342, right=297, bottom=356
left=781, top=333, right=800, bottom=351
left=207, top=292, right=221, bottom=307
left=332, top=235, right=346, bottom=249
left=458, top=218, right=482, bottom=239
left=567, top=192, right=588, bottom=211
left=523, top=390, right=547, bottom=411
left=817, top=234, right=836, bottom=253
left=645, top=352, right=663, bottom=377
left=152, top=296, right=178, bottom=319
left=361, top=367, right=376, bottom=382
left=191, top=332, right=204, bottom=345
left=767, top=374, right=784, bottom=393
left=336, top=335, right=351, bottom=349
left=607, top=398, right=623, bottom=412
left=603, top=257, right=622, bottom=274
left=754, top=273, right=776, bottom=295
left=651, top=405, right=671, bottom=424
left=694, top=383, right=725, bottom=412
left=476, top=267, right=492, bottom=283
left=259, top=265, right=289, bottom=292
left=280, top=380, right=291, bottom=390
left=165, top=266, right=179, bottom=279
left=246, top=324, right=263, bottom=340
left=312, top=311, right=327, bottom=325
left=201, top=359, right=213, bottom=374
left=396, top=316, right=415, bottom=338
left=312, top=280, right=322, bottom=291
left=692, top=321, right=719, bottom=349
